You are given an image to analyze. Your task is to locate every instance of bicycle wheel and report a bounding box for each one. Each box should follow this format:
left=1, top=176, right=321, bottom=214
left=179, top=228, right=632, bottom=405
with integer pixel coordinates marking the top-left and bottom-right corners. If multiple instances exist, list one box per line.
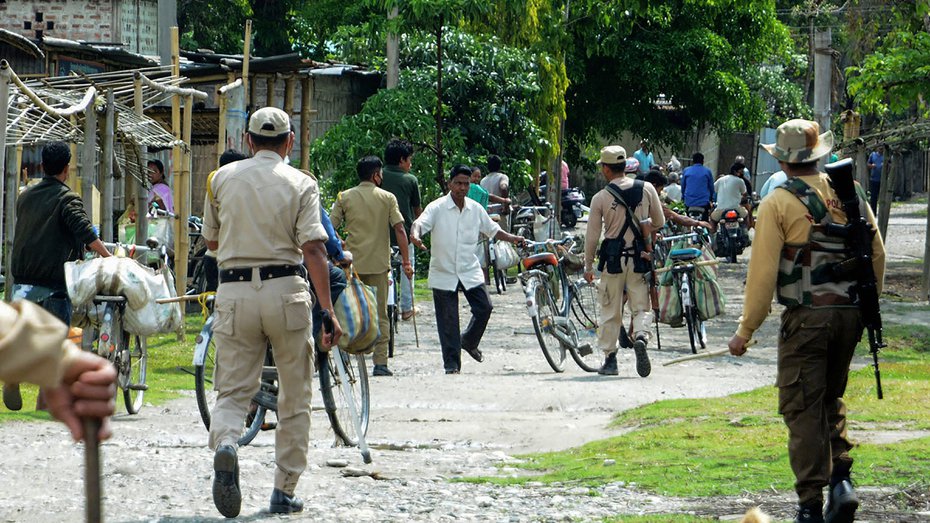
left=318, top=348, right=370, bottom=445
left=121, top=330, right=147, bottom=414
left=684, top=303, right=700, bottom=354
left=193, top=326, right=267, bottom=446
left=567, top=280, right=601, bottom=372
left=531, top=278, right=567, bottom=372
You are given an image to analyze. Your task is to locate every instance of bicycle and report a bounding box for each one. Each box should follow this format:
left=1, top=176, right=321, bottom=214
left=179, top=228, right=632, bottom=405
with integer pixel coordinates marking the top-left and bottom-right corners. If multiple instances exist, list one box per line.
left=387, top=246, right=401, bottom=357
left=187, top=295, right=371, bottom=462
left=519, top=237, right=602, bottom=373
left=83, top=239, right=171, bottom=414
left=655, top=229, right=717, bottom=354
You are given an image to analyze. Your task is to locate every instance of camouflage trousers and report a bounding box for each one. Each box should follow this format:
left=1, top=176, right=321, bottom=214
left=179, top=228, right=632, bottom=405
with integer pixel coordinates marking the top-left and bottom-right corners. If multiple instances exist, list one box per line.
left=776, top=306, right=863, bottom=505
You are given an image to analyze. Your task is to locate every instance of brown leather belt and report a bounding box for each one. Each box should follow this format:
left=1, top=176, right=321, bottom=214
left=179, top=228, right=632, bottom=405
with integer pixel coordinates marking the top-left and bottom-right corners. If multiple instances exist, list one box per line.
left=219, top=264, right=305, bottom=283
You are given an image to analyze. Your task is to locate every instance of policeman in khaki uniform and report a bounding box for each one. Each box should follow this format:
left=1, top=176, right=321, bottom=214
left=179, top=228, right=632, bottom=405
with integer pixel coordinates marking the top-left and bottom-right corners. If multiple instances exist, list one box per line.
left=584, top=146, right=665, bottom=378
left=729, top=119, right=885, bottom=523
left=331, top=156, right=413, bottom=377
left=0, top=300, right=116, bottom=442
left=202, top=107, right=342, bottom=518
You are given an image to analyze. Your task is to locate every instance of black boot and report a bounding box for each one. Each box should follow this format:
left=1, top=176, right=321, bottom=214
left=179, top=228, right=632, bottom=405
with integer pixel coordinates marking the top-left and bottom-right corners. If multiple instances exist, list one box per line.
left=270, top=488, right=304, bottom=514
left=212, top=445, right=241, bottom=518
left=598, top=352, right=618, bottom=375
left=633, top=335, right=651, bottom=377
left=795, top=500, right=824, bottom=523
left=619, top=328, right=633, bottom=349
left=825, top=468, right=858, bottom=523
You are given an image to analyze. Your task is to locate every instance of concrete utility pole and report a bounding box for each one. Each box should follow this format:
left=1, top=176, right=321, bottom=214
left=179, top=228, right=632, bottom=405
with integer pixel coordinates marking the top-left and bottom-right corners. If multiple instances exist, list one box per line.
left=386, top=6, right=400, bottom=89
left=158, top=0, right=178, bottom=67
left=813, top=28, right=832, bottom=169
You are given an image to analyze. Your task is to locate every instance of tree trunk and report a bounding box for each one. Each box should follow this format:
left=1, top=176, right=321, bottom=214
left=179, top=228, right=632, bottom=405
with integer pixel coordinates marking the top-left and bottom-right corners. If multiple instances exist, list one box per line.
left=876, top=146, right=894, bottom=241
left=434, top=20, right=446, bottom=193
left=924, top=150, right=930, bottom=303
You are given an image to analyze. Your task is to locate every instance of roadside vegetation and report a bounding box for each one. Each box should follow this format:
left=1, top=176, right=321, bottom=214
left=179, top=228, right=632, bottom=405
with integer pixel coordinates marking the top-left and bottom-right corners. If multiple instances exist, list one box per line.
left=468, top=325, right=930, bottom=499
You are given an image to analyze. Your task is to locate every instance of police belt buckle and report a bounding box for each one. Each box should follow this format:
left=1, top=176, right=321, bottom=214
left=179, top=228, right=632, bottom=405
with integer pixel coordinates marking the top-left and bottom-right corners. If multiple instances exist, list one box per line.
left=219, top=264, right=305, bottom=283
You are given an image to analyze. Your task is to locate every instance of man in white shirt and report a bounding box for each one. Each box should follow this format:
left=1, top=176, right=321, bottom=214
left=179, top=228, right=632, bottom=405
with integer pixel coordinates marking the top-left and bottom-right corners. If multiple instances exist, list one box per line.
left=411, top=165, right=526, bottom=374
left=479, top=155, right=511, bottom=231
left=664, top=172, right=682, bottom=202
left=710, top=165, right=748, bottom=224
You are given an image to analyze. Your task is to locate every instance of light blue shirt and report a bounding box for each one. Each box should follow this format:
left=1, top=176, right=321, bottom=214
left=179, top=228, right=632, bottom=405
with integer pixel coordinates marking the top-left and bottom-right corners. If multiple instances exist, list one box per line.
left=759, top=171, right=787, bottom=199
left=633, top=149, right=654, bottom=175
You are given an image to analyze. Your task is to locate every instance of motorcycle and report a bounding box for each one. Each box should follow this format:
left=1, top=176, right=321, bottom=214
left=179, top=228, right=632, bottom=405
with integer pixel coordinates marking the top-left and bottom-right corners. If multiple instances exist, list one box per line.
left=536, top=180, right=588, bottom=229
left=714, top=209, right=749, bottom=263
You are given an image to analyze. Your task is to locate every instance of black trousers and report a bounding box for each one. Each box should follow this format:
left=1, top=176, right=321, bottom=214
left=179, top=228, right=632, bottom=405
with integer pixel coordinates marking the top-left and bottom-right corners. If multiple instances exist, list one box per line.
left=432, top=283, right=493, bottom=372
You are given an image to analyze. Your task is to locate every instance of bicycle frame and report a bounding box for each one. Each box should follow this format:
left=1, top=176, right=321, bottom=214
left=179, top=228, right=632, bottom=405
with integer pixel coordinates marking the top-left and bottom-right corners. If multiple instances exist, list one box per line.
left=520, top=246, right=579, bottom=350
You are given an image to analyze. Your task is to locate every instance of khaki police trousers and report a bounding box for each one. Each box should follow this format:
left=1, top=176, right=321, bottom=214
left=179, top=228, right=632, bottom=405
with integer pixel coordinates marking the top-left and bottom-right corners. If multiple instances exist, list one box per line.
left=597, top=258, right=652, bottom=353
left=208, top=272, right=314, bottom=495
left=359, top=271, right=390, bottom=366
left=777, top=306, right=862, bottom=505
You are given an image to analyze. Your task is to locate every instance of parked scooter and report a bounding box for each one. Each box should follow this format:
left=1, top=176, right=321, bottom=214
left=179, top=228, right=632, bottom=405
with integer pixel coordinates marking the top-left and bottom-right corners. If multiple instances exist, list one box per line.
left=713, top=209, right=749, bottom=263
left=537, top=179, right=588, bottom=229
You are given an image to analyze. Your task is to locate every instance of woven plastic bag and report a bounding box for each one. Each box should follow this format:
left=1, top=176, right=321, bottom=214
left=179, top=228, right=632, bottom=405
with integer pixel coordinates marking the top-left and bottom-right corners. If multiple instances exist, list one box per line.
left=333, top=269, right=379, bottom=354
left=694, top=245, right=725, bottom=321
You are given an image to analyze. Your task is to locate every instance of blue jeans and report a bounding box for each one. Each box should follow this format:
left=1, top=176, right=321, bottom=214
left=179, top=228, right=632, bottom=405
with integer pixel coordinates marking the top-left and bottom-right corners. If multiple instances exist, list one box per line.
left=311, top=263, right=347, bottom=340
left=39, top=294, right=73, bottom=326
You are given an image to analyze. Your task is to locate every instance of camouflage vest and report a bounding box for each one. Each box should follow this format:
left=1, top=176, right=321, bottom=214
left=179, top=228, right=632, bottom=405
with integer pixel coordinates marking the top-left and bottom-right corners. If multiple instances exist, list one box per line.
left=775, top=177, right=865, bottom=309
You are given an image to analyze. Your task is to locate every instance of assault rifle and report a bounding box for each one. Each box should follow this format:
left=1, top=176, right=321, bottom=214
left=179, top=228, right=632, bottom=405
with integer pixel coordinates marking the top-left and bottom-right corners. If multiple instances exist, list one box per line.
left=825, top=158, right=884, bottom=399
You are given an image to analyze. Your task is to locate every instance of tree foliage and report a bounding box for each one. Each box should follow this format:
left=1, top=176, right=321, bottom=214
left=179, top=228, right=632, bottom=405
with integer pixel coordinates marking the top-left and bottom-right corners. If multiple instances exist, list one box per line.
left=846, top=2, right=930, bottom=119
left=310, top=29, right=544, bottom=201
left=562, top=0, right=799, bottom=157
left=177, top=0, right=300, bottom=55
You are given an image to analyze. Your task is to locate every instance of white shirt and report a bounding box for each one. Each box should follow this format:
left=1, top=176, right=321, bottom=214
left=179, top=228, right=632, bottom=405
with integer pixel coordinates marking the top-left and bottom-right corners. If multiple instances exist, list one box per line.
left=714, top=175, right=747, bottom=211
left=664, top=182, right=682, bottom=202
left=412, top=194, right=502, bottom=291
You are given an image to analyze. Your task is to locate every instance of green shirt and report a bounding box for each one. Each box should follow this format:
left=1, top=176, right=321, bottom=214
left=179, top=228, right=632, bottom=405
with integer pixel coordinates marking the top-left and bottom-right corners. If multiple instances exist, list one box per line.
left=467, top=183, right=489, bottom=209
left=380, top=165, right=421, bottom=245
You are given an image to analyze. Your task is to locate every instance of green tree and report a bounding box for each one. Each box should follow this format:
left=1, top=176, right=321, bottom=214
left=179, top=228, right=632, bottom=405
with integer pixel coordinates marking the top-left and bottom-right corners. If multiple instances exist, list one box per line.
left=561, top=0, right=800, bottom=159
left=310, top=29, right=544, bottom=201
left=177, top=0, right=301, bottom=55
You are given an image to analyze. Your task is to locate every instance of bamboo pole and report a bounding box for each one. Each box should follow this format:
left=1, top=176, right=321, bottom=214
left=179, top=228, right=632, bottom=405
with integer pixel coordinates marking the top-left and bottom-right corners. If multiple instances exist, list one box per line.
left=134, top=76, right=147, bottom=247
left=100, top=90, right=115, bottom=242
left=299, top=76, right=311, bottom=170
left=81, top=100, right=98, bottom=225
left=0, top=68, right=8, bottom=300
left=177, top=93, right=193, bottom=300
left=216, top=85, right=227, bottom=167
left=242, top=20, right=252, bottom=109
left=170, top=27, right=186, bottom=299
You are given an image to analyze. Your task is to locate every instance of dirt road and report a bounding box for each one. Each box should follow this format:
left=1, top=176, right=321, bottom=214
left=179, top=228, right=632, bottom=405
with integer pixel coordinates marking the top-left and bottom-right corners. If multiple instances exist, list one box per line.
left=0, top=203, right=926, bottom=522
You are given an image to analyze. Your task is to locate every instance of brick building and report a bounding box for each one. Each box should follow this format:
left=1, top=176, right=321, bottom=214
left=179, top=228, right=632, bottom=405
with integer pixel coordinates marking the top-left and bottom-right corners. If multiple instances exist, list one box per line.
left=0, top=0, right=160, bottom=57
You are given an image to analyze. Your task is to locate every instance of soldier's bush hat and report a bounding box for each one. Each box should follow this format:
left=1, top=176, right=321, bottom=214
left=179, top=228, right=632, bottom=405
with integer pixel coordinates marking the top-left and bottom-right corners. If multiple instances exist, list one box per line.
left=762, top=119, right=834, bottom=163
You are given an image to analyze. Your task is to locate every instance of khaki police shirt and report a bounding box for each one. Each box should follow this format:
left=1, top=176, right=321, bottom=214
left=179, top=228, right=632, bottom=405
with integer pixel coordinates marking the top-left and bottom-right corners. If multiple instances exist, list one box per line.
left=584, top=177, right=666, bottom=272
left=330, top=182, right=404, bottom=274
left=736, top=173, right=886, bottom=340
left=0, top=300, right=79, bottom=388
left=202, top=150, right=328, bottom=268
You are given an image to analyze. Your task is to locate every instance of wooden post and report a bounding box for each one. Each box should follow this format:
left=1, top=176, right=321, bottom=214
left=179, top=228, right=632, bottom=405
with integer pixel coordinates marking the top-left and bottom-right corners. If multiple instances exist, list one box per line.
left=283, top=76, right=295, bottom=116
left=134, top=76, right=147, bottom=246
left=170, top=26, right=186, bottom=299
left=300, top=76, right=312, bottom=170
left=924, top=149, right=930, bottom=303
left=242, top=20, right=252, bottom=108
left=266, top=76, right=276, bottom=109
left=100, top=90, right=116, bottom=242
left=876, top=146, right=894, bottom=240
left=69, top=117, right=80, bottom=198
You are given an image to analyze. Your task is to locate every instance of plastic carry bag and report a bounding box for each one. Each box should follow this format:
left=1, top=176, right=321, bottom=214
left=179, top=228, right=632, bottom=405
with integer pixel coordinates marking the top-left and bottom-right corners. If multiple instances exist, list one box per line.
left=493, top=241, right=520, bottom=271
left=65, top=257, right=182, bottom=336
left=333, top=269, right=380, bottom=354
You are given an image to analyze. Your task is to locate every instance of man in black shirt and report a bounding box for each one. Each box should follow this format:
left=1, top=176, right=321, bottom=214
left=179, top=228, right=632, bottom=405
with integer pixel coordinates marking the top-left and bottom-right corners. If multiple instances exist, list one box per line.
left=3, top=141, right=111, bottom=412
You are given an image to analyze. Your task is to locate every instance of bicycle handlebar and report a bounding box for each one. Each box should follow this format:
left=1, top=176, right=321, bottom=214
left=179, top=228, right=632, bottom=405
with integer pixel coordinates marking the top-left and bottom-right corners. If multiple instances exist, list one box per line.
left=654, top=259, right=718, bottom=274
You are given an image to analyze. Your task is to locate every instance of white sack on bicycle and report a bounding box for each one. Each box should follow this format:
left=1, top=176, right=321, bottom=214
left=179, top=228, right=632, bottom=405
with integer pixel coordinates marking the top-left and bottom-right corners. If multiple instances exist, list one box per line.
left=65, top=258, right=182, bottom=335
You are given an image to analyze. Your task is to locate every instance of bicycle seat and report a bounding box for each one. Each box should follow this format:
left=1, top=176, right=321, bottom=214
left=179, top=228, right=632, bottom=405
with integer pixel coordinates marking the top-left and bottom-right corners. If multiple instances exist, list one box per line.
left=522, top=252, right=558, bottom=270
left=669, top=247, right=703, bottom=262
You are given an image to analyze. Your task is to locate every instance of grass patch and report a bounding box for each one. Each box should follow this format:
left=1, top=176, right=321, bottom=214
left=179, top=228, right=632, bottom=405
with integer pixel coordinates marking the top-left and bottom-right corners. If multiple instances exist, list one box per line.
left=471, top=325, right=930, bottom=497
left=1, top=313, right=206, bottom=421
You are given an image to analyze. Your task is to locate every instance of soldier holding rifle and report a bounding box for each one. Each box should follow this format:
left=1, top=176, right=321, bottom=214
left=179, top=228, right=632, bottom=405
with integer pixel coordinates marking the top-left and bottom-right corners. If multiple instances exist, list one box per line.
left=728, top=119, right=885, bottom=523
